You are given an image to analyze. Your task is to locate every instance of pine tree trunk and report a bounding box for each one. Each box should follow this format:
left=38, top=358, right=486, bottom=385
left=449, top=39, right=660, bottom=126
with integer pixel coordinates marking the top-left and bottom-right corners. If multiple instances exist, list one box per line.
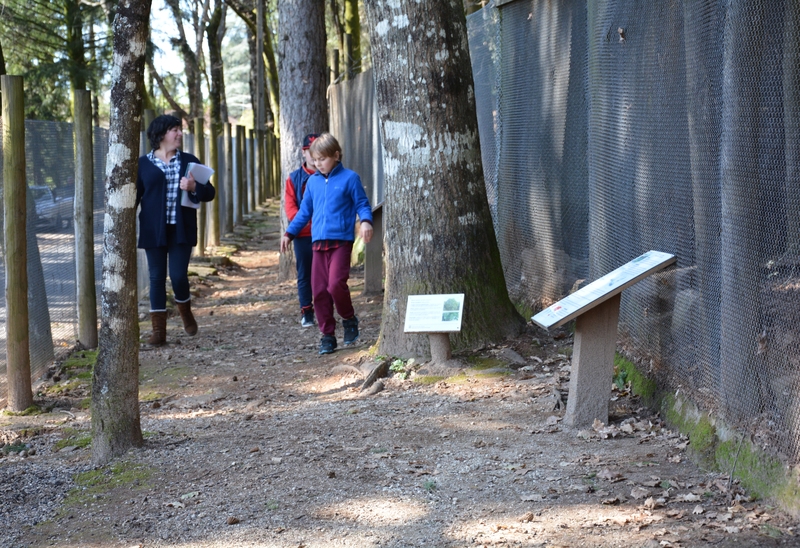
left=363, top=0, right=524, bottom=357
left=91, top=0, right=151, bottom=466
left=277, top=0, right=328, bottom=282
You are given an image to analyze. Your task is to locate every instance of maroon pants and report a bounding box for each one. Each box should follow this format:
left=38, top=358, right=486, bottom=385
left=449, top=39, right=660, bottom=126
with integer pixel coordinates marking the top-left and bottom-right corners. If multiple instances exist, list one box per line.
left=312, top=244, right=355, bottom=335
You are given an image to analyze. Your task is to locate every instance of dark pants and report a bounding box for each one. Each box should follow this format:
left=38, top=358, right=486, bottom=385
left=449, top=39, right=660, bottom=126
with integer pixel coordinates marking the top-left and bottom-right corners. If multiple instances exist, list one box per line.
left=312, top=243, right=354, bottom=336
left=145, top=225, right=193, bottom=311
left=293, top=236, right=313, bottom=310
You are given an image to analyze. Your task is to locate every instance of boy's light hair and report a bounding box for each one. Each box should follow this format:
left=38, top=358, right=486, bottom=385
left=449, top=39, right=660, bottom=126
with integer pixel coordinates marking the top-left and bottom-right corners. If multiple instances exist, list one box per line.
left=309, top=132, right=342, bottom=159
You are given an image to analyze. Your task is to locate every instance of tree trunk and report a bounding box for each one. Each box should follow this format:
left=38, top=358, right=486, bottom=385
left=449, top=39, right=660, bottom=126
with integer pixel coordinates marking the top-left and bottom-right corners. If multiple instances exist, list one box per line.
left=65, top=0, right=87, bottom=93
left=344, top=0, right=360, bottom=75
left=363, top=0, right=524, bottom=358
left=2, top=75, right=33, bottom=411
left=74, top=89, right=98, bottom=348
left=164, top=0, right=205, bottom=119
left=207, top=2, right=224, bottom=246
left=277, top=0, right=327, bottom=281
left=92, top=0, right=151, bottom=466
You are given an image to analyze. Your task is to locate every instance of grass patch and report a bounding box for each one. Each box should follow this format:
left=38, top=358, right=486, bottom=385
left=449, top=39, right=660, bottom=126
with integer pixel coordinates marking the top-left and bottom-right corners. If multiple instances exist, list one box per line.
left=414, top=375, right=445, bottom=385
left=515, top=301, right=534, bottom=320
left=444, top=372, right=469, bottom=384
left=139, top=391, right=167, bottom=402
left=62, top=461, right=153, bottom=508
left=77, top=398, right=91, bottom=410
left=423, top=480, right=437, bottom=492
left=61, top=350, right=98, bottom=372
left=465, top=356, right=506, bottom=370
left=266, top=500, right=280, bottom=510
left=45, top=379, right=87, bottom=395
left=3, top=405, right=43, bottom=416
left=614, top=353, right=656, bottom=404
left=472, top=371, right=512, bottom=380
left=54, top=428, right=92, bottom=451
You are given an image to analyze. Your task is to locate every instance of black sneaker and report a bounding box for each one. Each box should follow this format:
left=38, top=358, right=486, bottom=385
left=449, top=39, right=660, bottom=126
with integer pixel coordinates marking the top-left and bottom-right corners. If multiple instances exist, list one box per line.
left=342, top=316, right=359, bottom=345
left=301, top=308, right=315, bottom=328
left=319, top=334, right=337, bottom=355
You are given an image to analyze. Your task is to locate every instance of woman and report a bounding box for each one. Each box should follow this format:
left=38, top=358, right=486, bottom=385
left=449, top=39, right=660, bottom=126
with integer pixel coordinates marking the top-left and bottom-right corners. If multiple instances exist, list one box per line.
left=137, top=115, right=215, bottom=345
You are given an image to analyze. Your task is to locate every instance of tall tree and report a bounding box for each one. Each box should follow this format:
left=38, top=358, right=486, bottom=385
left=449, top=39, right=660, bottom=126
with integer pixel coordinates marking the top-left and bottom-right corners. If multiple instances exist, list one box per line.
left=277, top=0, right=328, bottom=280
left=163, top=0, right=209, bottom=119
left=92, top=0, right=152, bottom=466
left=206, top=0, right=226, bottom=246
left=227, top=0, right=280, bottom=128
left=363, top=0, right=524, bottom=357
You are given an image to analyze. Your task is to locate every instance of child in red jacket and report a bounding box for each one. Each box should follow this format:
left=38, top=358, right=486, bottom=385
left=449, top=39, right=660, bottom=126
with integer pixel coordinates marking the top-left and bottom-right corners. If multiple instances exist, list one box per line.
left=284, top=133, right=318, bottom=327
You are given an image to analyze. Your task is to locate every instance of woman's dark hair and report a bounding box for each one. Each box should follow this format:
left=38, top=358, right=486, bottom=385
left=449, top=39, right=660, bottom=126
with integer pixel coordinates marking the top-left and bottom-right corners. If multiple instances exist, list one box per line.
left=147, top=115, right=182, bottom=151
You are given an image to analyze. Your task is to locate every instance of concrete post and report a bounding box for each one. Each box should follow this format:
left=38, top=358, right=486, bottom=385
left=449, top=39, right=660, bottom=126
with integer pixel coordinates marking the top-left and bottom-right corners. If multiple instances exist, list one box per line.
left=564, top=293, right=622, bottom=427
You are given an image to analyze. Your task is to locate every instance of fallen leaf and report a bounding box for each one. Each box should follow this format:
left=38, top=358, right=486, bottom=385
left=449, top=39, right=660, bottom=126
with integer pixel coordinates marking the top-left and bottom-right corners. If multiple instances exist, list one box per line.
left=724, top=526, right=740, bottom=533
left=693, top=505, right=705, bottom=515
left=601, top=496, right=621, bottom=505
left=227, top=516, right=240, bottom=525
left=180, top=491, right=200, bottom=500
left=164, top=501, right=185, bottom=509
left=631, top=486, right=650, bottom=500
left=673, top=493, right=701, bottom=502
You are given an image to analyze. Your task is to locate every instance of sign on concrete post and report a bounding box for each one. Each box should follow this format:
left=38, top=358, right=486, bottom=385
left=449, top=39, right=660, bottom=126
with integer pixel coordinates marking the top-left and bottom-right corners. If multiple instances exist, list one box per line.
left=532, top=251, right=676, bottom=427
left=404, top=294, right=464, bottom=363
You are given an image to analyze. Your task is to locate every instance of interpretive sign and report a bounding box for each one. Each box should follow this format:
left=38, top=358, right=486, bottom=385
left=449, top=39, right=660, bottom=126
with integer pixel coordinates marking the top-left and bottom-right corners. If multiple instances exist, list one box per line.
left=404, top=294, right=465, bottom=333
left=532, top=250, right=676, bottom=330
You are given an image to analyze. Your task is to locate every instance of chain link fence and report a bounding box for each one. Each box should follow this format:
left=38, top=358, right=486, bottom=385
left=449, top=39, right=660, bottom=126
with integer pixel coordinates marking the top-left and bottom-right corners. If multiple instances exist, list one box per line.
left=468, top=0, right=800, bottom=463
left=0, top=121, right=242, bottom=404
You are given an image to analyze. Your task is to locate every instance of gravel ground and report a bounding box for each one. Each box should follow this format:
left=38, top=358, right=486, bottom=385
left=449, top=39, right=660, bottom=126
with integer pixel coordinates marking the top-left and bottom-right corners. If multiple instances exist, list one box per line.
left=1, top=202, right=798, bottom=548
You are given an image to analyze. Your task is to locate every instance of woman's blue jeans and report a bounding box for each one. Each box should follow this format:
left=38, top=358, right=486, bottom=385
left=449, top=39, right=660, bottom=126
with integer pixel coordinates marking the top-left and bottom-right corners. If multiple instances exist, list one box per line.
left=145, top=225, right=193, bottom=311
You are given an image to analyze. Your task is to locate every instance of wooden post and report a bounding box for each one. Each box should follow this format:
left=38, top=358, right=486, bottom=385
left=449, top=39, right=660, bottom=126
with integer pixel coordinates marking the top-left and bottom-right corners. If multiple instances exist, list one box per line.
left=74, top=89, right=98, bottom=348
left=194, top=117, right=206, bottom=257
left=208, top=122, right=221, bottom=246
left=344, top=33, right=353, bottom=80
left=2, top=75, right=33, bottom=411
left=223, top=122, right=234, bottom=234
left=254, top=130, right=264, bottom=206
left=235, top=125, right=245, bottom=224
left=247, top=129, right=256, bottom=213
left=265, top=131, right=274, bottom=198
left=143, top=108, right=155, bottom=130
left=364, top=204, right=383, bottom=294
left=331, top=49, right=340, bottom=84
left=271, top=132, right=280, bottom=197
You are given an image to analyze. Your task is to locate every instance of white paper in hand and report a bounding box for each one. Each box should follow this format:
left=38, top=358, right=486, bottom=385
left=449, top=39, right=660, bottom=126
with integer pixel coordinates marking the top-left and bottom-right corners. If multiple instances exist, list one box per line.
left=181, top=162, right=214, bottom=209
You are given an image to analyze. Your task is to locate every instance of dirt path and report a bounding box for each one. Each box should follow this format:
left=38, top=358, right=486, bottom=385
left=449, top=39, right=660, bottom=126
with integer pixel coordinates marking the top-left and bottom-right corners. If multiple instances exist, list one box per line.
left=1, top=202, right=797, bottom=547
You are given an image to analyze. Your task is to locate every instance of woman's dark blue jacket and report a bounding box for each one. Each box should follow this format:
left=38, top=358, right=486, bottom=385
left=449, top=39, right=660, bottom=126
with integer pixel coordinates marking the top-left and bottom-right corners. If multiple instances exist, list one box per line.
left=136, top=151, right=216, bottom=249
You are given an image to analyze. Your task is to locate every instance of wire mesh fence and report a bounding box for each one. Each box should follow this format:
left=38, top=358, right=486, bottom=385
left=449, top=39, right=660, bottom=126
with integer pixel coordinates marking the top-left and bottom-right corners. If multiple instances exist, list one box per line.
left=467, top=0, right=800, bottom=463
left=0, top=120, right=246, bottom=405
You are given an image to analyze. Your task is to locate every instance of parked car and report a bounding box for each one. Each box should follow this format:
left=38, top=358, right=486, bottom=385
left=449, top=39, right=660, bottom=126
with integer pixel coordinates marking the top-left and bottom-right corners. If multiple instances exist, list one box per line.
left=30, top=186, right=73, bottom=230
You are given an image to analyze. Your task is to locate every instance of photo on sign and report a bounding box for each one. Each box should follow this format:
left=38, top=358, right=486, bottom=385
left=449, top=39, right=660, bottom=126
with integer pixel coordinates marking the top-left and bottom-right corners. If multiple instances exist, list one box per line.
left=442, top=298, right=460, bottom=322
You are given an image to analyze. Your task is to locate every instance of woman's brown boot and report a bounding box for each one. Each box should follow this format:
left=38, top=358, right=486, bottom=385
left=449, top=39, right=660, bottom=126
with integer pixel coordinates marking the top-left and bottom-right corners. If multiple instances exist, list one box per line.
left=176, top=300, right=198, bottom=336
left=148, top=311, right=168, bottom=345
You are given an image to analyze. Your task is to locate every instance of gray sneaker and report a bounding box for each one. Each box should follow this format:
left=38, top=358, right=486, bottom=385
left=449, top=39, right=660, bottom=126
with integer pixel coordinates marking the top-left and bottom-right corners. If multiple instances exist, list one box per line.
left=319, top=334, right=337, bottom=355
left=301, top=308, right=315, bottom=327
left=342, top=316, right=359, bottom=345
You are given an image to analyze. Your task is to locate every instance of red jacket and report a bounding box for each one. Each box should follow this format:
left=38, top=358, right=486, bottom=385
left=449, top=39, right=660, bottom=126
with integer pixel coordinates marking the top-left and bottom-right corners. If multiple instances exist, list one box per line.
left=284, top=163, right=315, bottom=238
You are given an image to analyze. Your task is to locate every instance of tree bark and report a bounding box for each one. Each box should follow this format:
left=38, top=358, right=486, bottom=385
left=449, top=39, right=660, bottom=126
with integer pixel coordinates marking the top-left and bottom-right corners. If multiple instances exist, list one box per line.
left=207, top=1, right=224, bottom=246
left=344, top=0, right=360, bottom=75
left=2, top=75, right=33, bottom=411
left=92, top=0, right=151, bottom=466
left=74, top=89, right=98, bottom=348
left=277, top=0, right=327, bottom=281
left=363, top=0, right=524, bottom=357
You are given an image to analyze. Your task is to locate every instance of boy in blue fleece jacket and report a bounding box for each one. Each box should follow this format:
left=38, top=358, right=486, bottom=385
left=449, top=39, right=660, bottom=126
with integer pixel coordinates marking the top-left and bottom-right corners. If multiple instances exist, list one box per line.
left=280, top=133, right=373, bottom=354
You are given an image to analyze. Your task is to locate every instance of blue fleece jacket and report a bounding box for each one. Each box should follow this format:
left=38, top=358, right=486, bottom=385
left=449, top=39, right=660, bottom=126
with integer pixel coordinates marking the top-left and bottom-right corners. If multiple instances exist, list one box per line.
left=286, top=162, right=373, bottom=242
